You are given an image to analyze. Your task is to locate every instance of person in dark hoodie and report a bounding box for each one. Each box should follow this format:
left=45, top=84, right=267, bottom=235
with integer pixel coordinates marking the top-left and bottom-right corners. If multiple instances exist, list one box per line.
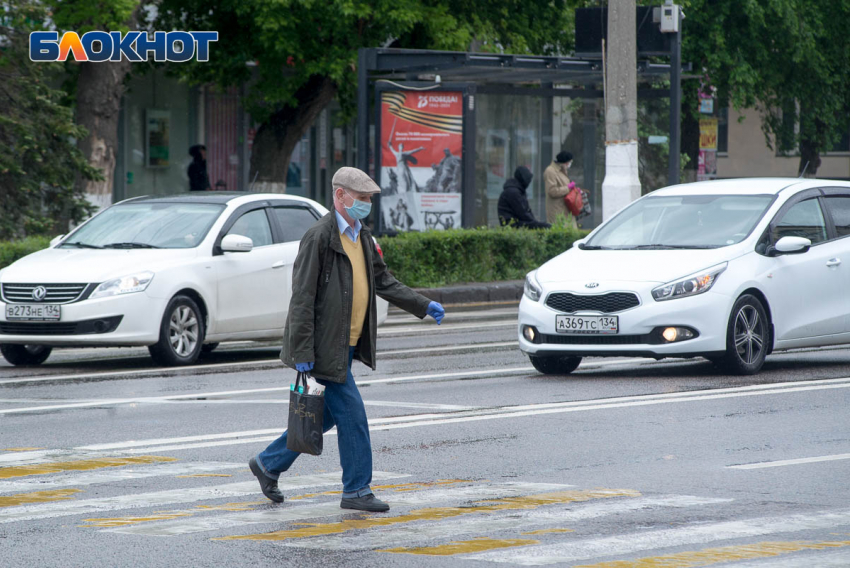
left=497, top=166, right=551, bottom=229
left=188, top=145, right=211, bottom=191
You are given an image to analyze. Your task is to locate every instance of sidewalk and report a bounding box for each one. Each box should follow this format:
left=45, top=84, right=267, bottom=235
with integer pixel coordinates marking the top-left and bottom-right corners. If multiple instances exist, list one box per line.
left=413, top=280, right=523, bottom=306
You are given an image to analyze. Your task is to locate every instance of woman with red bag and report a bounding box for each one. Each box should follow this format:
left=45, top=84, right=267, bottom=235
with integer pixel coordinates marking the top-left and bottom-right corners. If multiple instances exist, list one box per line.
left=544, top=151, right=577, bottom=227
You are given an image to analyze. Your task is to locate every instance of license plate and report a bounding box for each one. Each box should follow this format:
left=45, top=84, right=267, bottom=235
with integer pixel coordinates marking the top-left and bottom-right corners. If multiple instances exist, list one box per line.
left=5, top=304, right=61, bottom=321
left=555, top=315, right=618, bottom=335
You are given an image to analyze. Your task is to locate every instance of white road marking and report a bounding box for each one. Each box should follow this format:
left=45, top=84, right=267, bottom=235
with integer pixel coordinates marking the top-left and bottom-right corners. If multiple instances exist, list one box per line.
left=728, top=452, right=850, bottom=470
left=378, top=321, right=515, bottom=335
left=285, top=495, right=732, bottom=551
left=6, top=376, right=848, bottom=457
left=726, top=551, right=850, bottom=567
left=466, top=508, right=850, bottom=565
left=0, top=471, right=408, bottom=524
left=107, top=482, right=572, bottom=536
left=0, top=462, right=245, bottom=493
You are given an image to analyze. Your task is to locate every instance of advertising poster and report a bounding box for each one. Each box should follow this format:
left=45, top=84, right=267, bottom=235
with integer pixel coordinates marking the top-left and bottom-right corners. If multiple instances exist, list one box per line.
left=380, top=91, right=463, bottom=231
left=145, top=110, right=171, bottom=168
left=698, top=118, right=718, bottom=181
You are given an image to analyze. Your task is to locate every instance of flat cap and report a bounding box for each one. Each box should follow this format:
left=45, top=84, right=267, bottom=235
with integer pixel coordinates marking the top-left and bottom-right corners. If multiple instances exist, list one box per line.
left=332, top=167, right=381, bottom=195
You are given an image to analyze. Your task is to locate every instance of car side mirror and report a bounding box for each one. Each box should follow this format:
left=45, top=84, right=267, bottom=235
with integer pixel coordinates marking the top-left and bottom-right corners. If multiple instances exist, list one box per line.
left=770, top=236, right=811, bottom=256
left=221, top=234, right=253, bottom=253
left=50, top=234, right=65, bottom=247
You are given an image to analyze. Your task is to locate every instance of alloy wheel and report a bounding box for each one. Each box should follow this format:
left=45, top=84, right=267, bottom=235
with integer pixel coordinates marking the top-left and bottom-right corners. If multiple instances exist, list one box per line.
left=734, top=304, right=764, bottom=365
left=169, top=305, right=199, bottom=357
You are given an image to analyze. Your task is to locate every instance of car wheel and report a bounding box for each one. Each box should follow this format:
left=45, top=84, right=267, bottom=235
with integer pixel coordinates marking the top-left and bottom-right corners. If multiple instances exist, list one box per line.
left=717, top=294, right=768, bottom=375
left=0, top=344, right=52, bottom=366
left=148, top=295, right=205, bottom=366
left=529, top=354, right=582, bottom=375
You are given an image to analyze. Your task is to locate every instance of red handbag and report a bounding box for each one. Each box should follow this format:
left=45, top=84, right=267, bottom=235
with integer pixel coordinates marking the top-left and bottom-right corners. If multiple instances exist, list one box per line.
left=564, top=182, right=583, bottom=217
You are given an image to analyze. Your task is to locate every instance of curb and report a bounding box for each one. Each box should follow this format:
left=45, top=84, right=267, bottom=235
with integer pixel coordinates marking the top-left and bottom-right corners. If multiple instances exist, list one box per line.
left=413, top=280, right=524, bottom=306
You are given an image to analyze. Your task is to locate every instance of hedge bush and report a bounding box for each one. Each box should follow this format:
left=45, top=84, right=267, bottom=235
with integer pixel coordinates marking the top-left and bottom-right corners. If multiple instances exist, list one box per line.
left=0, top=236, right=52, bottom=270
left=377, top=226, right=587, bottom=288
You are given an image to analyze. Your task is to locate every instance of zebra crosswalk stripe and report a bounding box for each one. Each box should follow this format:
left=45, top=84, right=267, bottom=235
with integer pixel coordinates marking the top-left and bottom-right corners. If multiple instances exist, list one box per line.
left=464, top=509, right=850, bottom=565
left=0, top=471, right=408, bottom=525
left=108, top=482, right=573, bottom=536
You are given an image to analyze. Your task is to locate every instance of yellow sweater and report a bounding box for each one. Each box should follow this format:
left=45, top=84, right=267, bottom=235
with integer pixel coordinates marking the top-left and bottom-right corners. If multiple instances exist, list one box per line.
left=340, top=234, right=369, bottom=346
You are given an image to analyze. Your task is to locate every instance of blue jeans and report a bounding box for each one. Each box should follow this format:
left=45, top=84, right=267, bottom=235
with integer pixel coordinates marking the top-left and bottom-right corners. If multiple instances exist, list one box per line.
left=256, top=347, right=373, bottom=498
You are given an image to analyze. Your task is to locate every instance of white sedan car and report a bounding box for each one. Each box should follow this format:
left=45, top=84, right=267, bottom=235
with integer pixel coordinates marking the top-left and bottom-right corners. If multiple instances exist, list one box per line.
left=0, top=193, right=388, bottom=366
left=520, top=178, right=850, bottom=375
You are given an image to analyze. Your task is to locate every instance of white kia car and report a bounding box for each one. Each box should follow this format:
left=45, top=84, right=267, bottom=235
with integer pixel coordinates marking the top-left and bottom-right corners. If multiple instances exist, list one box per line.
left=519, top=178, right=850, bottom=375
left=0, top=193, right=388, bottom=366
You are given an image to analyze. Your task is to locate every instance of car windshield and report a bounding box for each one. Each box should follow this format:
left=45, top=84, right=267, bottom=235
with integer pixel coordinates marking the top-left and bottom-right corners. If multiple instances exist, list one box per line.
left=61, top=202, right=224, bottom=249
left=585, top=194, right=775, bottom=249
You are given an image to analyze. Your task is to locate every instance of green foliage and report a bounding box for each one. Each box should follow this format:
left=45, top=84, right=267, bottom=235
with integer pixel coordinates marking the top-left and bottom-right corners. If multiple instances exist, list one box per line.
left=680, top=0, right=850, bottom=168
left=156, top=0, right=579, bottom=124
left=0, top=237, right=52, bottom=270
left=377, top=226, right=587, bottom=288
left=0, top=2, right=100, bottom=240
left=51, top=0, right=139, bottom=34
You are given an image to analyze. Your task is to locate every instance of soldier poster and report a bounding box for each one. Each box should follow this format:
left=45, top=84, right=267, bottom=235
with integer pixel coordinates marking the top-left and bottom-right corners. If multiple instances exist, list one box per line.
left=380, top=91, right=463, bottom=231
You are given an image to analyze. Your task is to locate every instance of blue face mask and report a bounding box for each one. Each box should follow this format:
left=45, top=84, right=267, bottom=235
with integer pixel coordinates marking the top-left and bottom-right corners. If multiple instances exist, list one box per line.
left=344, top=191, right=372, bottom=220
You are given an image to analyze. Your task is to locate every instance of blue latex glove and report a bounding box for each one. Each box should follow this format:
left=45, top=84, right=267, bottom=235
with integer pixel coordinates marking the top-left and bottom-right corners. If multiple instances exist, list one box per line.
left=295, top=362, right=314, bottom=373
left=427, top=301, right=445, bottom=325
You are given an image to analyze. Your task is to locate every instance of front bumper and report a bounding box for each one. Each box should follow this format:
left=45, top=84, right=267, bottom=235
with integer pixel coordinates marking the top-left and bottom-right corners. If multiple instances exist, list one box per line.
left=0, top=292, right=166, bottom=346
left=518, top=284, right=731, bottom=359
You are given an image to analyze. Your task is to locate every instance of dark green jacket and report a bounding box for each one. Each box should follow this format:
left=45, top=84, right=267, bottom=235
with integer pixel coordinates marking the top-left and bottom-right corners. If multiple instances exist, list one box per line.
left=280, top=212, right=431, bottom=383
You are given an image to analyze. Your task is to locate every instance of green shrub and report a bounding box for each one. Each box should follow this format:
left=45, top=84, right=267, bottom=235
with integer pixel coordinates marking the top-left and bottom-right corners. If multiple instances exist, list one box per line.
left=378, top=226, right=588, bottom=288
left=0, top=236, right=52, bottom=270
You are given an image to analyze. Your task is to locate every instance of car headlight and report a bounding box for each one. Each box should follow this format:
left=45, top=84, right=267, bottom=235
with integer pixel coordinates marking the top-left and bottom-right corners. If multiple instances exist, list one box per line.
left=524, top=271, right=542, bottom=302
left=652, top=263, right=727, bottom=301
left=90, top=271, right=154, bottom=300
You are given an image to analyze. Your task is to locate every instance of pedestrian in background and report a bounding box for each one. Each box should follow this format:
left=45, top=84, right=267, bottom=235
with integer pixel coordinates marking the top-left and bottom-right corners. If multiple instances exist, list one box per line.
left=544, top=151, right=575, bottom=227
left=188, top=145, right=211, bottom=191
left=498, top=166, right=551, bottom=229
left=249, top=167, right=445, bottom=513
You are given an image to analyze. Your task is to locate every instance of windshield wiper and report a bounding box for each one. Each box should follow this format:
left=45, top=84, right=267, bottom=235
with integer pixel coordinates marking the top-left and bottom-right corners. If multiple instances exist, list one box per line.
left=577, top=243, right=609, bottom=250
left=626, top=244, right=719, bottom=250
left=102, top=242, right=161, bottom=249
left=62, top=241, right=102, bottom=249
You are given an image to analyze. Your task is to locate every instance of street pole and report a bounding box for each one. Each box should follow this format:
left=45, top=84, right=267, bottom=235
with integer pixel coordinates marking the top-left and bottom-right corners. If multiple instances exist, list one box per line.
left=667, top=10, right=682, bottom=185
left=601, top=0, right=641, bottom=221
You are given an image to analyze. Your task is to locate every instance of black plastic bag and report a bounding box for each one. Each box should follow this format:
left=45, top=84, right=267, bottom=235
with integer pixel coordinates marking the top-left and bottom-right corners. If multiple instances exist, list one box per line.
left=286, top=372, right=325, bottom=455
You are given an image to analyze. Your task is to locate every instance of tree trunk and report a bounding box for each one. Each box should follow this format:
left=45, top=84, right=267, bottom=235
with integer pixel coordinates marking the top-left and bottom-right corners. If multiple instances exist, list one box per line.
left=74, top=6, right=140, bottom=211
left=250, top=75, right=337, bottom=193
left=680, top=81, right=701, bottom=183
left=797, top=107, right=826, bottom=178
left=76, top=60, right=132, bottom=211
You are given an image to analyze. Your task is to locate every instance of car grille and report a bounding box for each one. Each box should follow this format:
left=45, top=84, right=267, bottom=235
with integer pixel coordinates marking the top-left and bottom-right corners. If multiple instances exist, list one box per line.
left=545, top=292, right=640, bottom=314
left=2, top=283, right=90, bottom=304
left=0, top=316, right=122, bottom=336
left=540, top=333, right=650, bottom=345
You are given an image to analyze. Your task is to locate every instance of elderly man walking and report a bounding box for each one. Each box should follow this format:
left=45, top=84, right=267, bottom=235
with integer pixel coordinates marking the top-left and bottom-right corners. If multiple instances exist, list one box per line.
left=249, top=167, right=445, bottom=513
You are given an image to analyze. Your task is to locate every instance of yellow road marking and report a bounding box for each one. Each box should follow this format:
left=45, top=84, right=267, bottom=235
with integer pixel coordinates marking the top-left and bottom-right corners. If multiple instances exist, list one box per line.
left=382, top=536, right=539, bottom=556
left=2, top=447, right=45, bottom=452
left=0, top=455, right=177, bottom=479
left=574, top=539, right=850, bottom=568
left=0, top=488, right=81, bottom=507
left=521, top=528, right=575, bottom=535
left=214, top=488, right=640, bottom=542
left=288, top=480, right=471, bottom=501
left=81, top=512, right=193, bottom=528
left=176, top=474, right=232, bottom=478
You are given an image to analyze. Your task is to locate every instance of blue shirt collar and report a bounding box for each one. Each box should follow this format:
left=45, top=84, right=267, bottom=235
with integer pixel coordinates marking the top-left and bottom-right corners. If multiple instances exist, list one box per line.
left=334, top=210, right=361, bottom=243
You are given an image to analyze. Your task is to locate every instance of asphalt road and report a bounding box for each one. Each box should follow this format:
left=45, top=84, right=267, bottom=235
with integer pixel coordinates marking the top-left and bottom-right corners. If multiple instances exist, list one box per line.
left=1, top=303, right=850, bottom=567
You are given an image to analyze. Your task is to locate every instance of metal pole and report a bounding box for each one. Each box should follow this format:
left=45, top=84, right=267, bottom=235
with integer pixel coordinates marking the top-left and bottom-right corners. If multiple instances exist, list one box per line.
left=667, top=13, right=682, bottom=185
left=356, top=48, right=369, bottom=174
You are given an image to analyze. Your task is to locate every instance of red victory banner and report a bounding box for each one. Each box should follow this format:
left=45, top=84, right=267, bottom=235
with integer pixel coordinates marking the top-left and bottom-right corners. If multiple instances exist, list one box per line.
left=379, top=91, right=463, bottom=231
